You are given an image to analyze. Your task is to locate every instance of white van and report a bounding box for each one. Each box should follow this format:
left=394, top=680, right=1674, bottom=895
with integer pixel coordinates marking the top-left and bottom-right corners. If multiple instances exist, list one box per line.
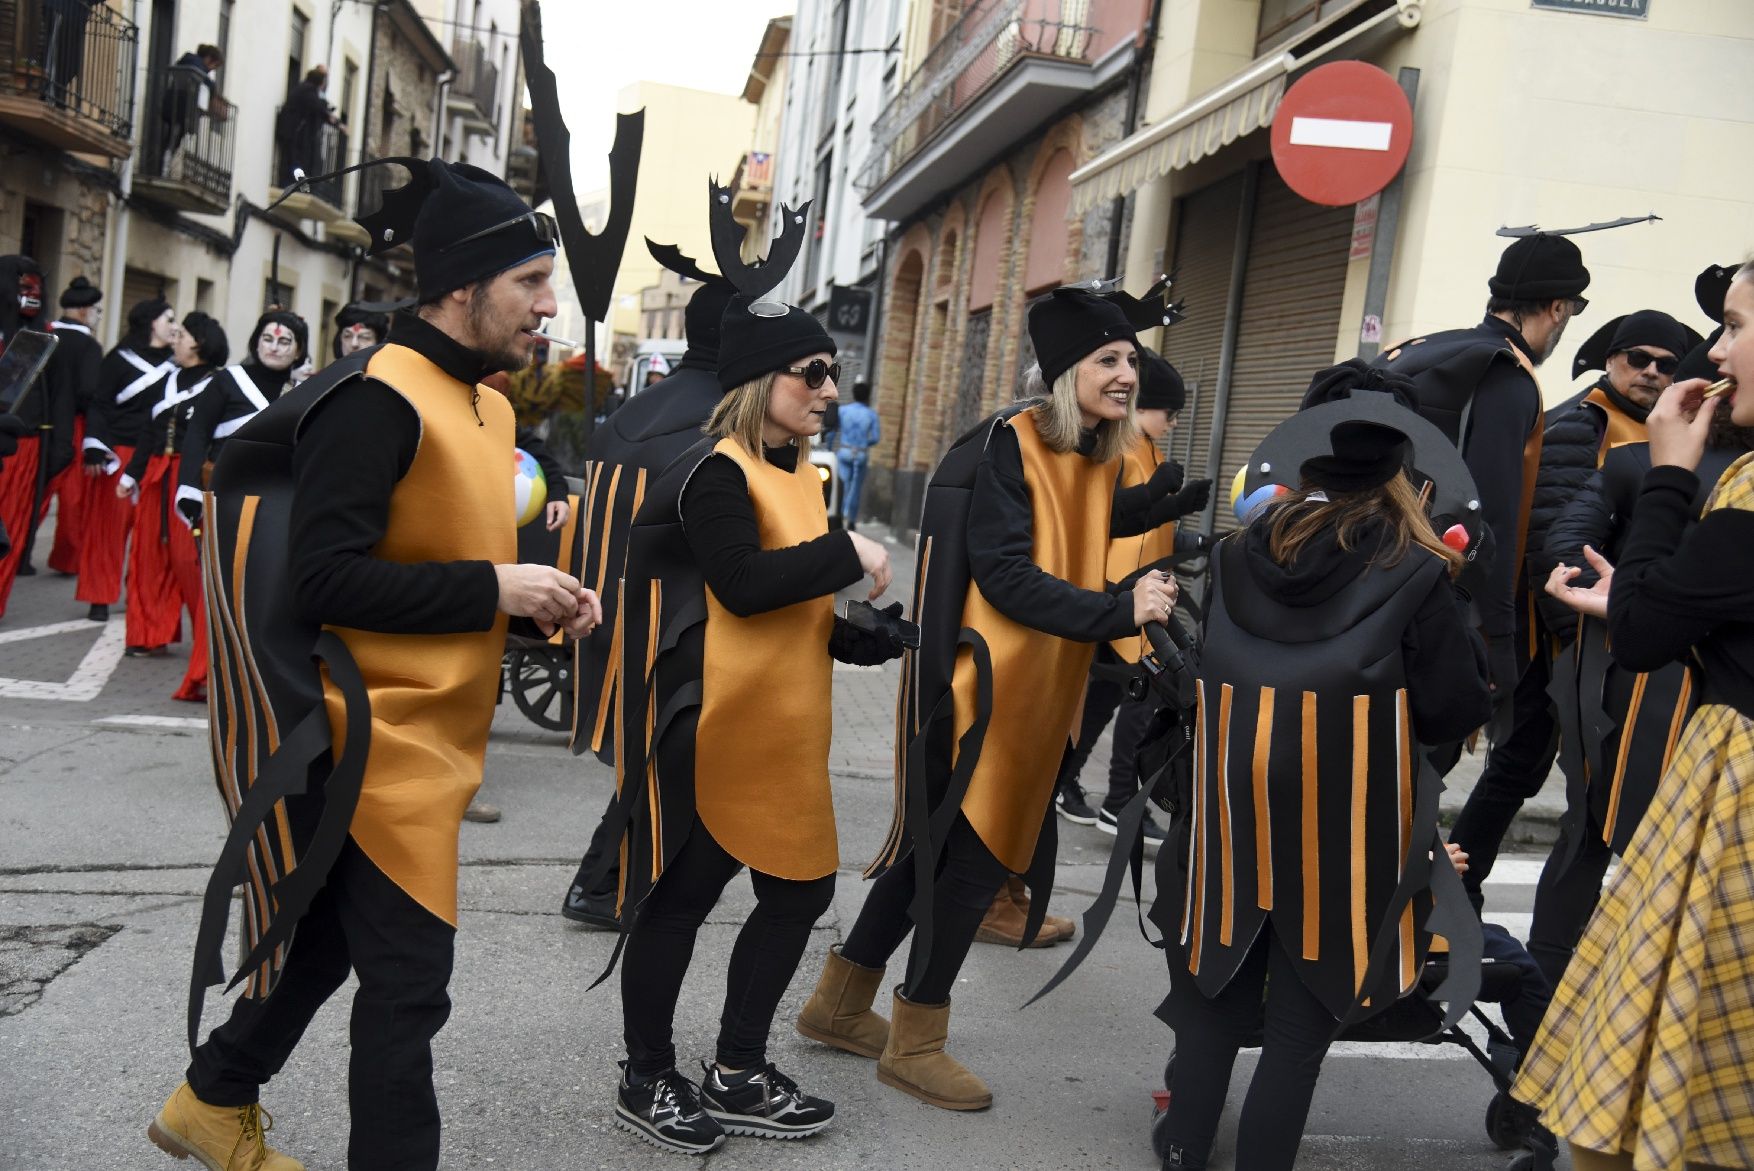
left=626, top=338, right=688, bottom=397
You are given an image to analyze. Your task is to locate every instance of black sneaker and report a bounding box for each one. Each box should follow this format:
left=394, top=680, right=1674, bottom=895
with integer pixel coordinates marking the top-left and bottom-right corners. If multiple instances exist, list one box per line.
left=615, top=1065, right=725, bottom=1155
left=562, top=883, right=619, bottom=930
left=1097, top=805, right=1166, bottom=851
left=86, top=604, right=109, bottom=622
left=1055, top=787, right=1098, bottom=826
left=699, top=1061, right=834, bottom=1138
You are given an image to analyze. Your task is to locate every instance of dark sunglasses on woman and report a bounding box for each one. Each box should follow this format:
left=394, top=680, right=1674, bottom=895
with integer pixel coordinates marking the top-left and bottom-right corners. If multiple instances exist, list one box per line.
left=781, top=359, right=841, bottom=390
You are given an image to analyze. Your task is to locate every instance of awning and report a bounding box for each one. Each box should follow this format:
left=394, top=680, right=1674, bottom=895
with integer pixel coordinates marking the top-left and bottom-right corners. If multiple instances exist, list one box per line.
left=1069, top=56, right=1290, bottom=215
left=1068, top=0, right=1422, bottom=214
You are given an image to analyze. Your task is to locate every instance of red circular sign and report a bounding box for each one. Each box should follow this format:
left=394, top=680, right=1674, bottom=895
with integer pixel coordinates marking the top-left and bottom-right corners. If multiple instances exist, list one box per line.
left=1270, top=62, right=1413, bottom=207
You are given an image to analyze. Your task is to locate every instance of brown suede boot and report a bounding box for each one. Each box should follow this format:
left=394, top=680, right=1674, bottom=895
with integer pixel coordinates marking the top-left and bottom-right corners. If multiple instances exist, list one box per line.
left=795, top=945, right=890, bottom=1058
left=1007, top=875, right=1076, bottom=943
left=876, top=989, right=992, bottom=1111
left=973, top=878, right=1060, bottom=947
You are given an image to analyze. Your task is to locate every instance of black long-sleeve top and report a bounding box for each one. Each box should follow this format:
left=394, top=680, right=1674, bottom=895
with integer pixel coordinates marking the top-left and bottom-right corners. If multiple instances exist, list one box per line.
left=288, top=313, right=501, bottom=634
left=86, top=342, right=176, bottom=454
left=965, top=422, right=1145, bottom=644
left=178, top=363, right=291, bottom=493
left=680, top=445, right=863, bottom=618
left=1460, top=316, right=1545, bottom=640
left=29, top=320, right=101, bottom=477
left=1605, top=462, right=1754, bottom=717
left=123, top=366, right=216, bottom=482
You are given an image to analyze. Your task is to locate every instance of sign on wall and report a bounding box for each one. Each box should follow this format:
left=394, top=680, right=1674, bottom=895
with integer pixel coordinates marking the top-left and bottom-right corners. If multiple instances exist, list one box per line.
left=827, top=285, right=873, bottom=336
left=1270, top=62, right=1414, bottom=207
left=1531, top=0, right=1649, bottom=18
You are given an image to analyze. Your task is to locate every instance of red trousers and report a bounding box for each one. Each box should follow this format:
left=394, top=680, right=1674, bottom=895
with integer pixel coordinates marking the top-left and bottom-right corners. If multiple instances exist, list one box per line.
left=0, top=435, right=42, bottom=618
left=129, top=454, right=207, bottom=698
left=44, top=416, right=83, bottom=575
left=75, top=444, right=135, bottom=606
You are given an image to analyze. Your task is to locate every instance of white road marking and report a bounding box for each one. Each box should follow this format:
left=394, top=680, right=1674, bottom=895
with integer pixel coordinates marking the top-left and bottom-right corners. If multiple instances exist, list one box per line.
left=0, top=618, right=126, bottom=701
left=1289, top=116, right=1394, bottom=151
left=1481, top=859, right=1547, bottom=887
left=95, top=714, right=209, bottom=729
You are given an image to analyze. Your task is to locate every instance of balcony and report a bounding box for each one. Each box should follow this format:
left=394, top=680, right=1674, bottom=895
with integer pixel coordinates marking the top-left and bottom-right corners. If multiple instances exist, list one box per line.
left=447, top=37, right=498, bottom=134
left=730, top=150, right=773, bottom=230
left=856, top=0, right=1140, bottom=222
left=269, top=119, right=348, bottom=223
left=0, top=0, right=137, bottom=158
left=136, top=64, right=234, bottom=214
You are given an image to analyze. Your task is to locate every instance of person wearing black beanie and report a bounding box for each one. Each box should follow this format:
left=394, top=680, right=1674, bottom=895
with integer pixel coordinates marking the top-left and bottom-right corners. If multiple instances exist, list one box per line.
left=149, top=157, right=597, bottom=1171
left=802, top=282, right=1180, bottom=1112
left=72, top=298, right=178, bottom=621
left=331, top=301, right=390, bottom=361
left=597, top=190, right=899, bottom=1153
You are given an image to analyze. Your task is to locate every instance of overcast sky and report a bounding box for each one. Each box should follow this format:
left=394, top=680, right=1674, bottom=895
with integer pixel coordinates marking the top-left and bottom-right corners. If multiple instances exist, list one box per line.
left=539, top=0, right=792, bottom=194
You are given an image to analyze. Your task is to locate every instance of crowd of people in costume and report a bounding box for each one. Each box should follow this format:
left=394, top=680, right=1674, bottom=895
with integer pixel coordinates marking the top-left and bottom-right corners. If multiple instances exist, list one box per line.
left=0, top=128, right=1736, bottom=1171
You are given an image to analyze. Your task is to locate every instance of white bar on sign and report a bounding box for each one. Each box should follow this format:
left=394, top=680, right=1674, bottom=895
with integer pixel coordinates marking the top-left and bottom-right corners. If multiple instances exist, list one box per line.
left=1289, top=116, right=1393, bottom=151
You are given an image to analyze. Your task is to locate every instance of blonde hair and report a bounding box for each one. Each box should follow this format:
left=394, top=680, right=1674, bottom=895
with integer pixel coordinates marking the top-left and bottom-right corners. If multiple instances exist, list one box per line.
left=1263, top=473, right=1465, bottom=578
left=1019, top=362, right=1138, bottom=463
left=706, top=371, right=815, bottom=456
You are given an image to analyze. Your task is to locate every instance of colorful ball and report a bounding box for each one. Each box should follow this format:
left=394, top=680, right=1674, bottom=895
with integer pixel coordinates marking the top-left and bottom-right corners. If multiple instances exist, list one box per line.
left=514, top=448, right=548, bottom=527
left=1235, top=482, right=1285, bottom=523
left=1229, top=466, right=1248, bottom=512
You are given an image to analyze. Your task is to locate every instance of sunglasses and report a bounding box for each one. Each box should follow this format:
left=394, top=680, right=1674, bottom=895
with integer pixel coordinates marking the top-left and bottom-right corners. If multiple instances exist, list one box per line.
left=1568, top=297, right=1589, bottom=314
left=1619, top=348, right=1678, bottom=376
left=780, top=359, right=840, bottom=389
left=438, top=211, right=560, bottom=255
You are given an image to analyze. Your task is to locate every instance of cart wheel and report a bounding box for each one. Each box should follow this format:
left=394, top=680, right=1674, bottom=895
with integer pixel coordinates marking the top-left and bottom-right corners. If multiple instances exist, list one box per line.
left=509, top=647, right=574, bottom=732
left=1486, top=1093, right=1521, bottom=1150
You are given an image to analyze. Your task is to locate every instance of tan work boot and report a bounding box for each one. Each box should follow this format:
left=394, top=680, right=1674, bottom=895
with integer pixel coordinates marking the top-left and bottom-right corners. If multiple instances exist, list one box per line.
left=148, top=1082, right=303, bottom=1170
left=1006, top=875, right=1076, bottom=943
left=973, top=878, right=1058, bottom=947
left=796, top=945, right=890, bottom=1058
left=876, top=989, right=992, bottom=1111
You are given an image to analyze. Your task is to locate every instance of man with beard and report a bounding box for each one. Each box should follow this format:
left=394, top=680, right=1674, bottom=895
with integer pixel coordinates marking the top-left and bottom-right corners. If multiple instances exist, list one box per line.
left=1377, top=233, right=1590, bottom=738
left=173, top=309, right=307, bottom=526
left=148, top=160, right=601, bottom=1171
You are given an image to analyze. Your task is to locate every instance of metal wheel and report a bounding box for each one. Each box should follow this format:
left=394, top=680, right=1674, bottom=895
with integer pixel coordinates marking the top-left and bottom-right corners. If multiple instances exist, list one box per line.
left=508, top=646, right=574, bottom=732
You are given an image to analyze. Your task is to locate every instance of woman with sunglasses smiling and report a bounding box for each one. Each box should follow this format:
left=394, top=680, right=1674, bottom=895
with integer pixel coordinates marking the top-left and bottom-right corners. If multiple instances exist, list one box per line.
left=603, top=190, right=902, bottom=1156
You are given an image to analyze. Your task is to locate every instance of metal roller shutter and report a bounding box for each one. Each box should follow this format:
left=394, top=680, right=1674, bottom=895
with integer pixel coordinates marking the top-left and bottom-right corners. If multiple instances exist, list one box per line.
left=1165, top=172, right=1243, bottom=475
left=1213, top=169, right=1354, bottom=531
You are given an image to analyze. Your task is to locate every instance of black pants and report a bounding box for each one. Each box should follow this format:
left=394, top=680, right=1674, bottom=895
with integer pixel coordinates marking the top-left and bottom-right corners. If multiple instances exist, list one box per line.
left=1449, top=652, right=1557, bottom=908
left=571, top=789, right=621, bottom=901
left=839, top=814, right=1015, bottom=1005
left=621, top=820, right=835, bottom=1079
left=187, top=838, right=455, bottom=1171
left=1055, top=654, right=1123, bottom=802
left=1160, top=927, right=1340, bottom=1171
left=1526, top=818, right=1614, bottom=991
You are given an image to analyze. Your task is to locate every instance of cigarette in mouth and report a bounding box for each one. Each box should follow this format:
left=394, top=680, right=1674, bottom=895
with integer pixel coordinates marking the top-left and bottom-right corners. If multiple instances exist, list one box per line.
left=529, top=331, right=581, bottom=348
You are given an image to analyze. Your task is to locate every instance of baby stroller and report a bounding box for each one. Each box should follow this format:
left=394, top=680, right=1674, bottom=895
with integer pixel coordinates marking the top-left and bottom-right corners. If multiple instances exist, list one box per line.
left=499, top=476, right=583, bottom=733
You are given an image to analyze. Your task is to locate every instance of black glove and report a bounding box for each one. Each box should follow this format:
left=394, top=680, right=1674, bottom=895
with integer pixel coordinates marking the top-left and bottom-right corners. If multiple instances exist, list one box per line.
left=829, top=602, right=908, bottom=666
left=82, top=447, right=106, bottom=467
left=177, top=498, right=203, bottom=528
left=1170, top=478, right=1211, bottom=517
left=1145, top=458, right=1185, bottom=500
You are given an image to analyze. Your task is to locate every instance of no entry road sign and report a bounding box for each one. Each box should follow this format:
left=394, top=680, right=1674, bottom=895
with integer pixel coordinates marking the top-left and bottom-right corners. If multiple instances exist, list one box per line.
left=1270, top=62, right=1413, bottom=207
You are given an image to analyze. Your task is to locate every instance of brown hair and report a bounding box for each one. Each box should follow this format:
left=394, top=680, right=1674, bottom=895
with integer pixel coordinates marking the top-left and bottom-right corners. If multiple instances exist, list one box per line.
left=1263, top=472, right=1464, bottom=577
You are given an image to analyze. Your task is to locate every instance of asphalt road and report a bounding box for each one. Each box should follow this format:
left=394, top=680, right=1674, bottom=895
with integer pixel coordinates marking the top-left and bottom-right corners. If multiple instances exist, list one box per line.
left=0, top=514, right=1569, bottom=1170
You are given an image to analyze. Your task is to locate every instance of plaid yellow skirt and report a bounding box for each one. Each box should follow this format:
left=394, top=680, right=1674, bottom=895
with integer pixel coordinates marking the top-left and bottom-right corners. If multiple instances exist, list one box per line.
left=1514, top=701, right=1754, bottom=1170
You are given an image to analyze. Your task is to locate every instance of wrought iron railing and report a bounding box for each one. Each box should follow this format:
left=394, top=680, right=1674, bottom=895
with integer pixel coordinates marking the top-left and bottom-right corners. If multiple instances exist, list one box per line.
left=0, top=0, right=137, bottom=140
left=139, top=63, right=234, bottom=206
left=856, top=0, right=1102, bottom=196
left=271, top=116, right=347, bottom=208
left=451, top=37, right=499, bottom=126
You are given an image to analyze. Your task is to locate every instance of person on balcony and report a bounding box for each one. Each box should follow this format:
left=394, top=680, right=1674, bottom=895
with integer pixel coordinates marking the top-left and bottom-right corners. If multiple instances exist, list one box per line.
left=39, top=0, right=98, bottom=109
left=275, top=66, right=338, bottom=189
left=158, top=44, right=224, bottom=172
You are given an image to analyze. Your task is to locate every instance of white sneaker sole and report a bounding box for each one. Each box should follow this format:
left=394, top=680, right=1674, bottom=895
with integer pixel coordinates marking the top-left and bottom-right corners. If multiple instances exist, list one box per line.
left=613, top=1107, right=725, bottom=1155
left=1056, top=801, right=1098, bottom=827
left=703, top=1108, right=833, bottom=1139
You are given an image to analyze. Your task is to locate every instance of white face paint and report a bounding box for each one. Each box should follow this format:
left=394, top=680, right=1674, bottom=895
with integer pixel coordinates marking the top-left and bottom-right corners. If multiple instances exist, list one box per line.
left=338, top=323, right=380, bottom=356
left=257, top=322, right=299, bottom=371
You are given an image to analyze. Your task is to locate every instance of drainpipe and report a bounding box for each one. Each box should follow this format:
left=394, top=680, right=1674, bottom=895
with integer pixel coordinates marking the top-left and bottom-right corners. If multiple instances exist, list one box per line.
left=104, top=0, right=146, bottom=346
left=432, top=70, right=455, bottom=158
left=1103, top=0, right=1163, bottom=280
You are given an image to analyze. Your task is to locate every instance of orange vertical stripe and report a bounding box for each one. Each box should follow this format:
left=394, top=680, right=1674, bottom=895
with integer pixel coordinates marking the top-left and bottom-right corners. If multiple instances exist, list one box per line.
left=645, top=579, right=663, bottom=879
left=1217, top=683, right=1235, bottom=947
left=1603, top=671, right=1650, bottom=843
left=1301, top=691, right=1320, bottom=961
left=592, top=465, right=623, bottom=599
left=1351, top=694, right=1369, bottom=994
left=1397, top=690, right=1415, bottom=992
left=1252, top=687, right=1274, bottom=911
left=1187, top=679, right=1207, bottom=969
left=1660, top=670, right=1693, bottom=775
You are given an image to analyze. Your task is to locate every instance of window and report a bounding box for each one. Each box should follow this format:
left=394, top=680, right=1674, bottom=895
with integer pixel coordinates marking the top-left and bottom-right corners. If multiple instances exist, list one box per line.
left=287, top=8, right=308, bottom=97
left=216, top=0, right=234, bottom=86
left=264, top=277, right=294, bottom=313
left=1254, top=0, right=1354, bottom=55
left=195, top=278, right=214, bottom=313
left=340, top=58, right=359, bottom=131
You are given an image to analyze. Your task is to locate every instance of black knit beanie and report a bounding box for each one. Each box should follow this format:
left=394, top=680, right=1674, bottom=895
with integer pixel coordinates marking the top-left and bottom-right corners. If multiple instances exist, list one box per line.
left=1489, top=235, right=1590, bottom=301
left=683, top=279, right=735, bottom=364
left=1028, top=287, right=1137, bottom=388
left=1136, top=346, right=1185, bottom=412
left=413, top=160, right=553, bottom=300
left=716, top=296, right=836, bottom=392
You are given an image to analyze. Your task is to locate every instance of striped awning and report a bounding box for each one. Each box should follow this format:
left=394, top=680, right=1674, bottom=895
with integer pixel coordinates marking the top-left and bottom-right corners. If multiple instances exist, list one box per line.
left=1069, top=54, right=1291, bottom=215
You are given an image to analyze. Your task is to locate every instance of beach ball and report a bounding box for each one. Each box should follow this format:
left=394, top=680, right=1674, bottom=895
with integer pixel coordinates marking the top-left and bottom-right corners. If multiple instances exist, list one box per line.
left=514, top=448, right=548, bottom=527
left=1229, top=467, right=1248, bottom=513
left=1235, top=481, right=1286, bottom=523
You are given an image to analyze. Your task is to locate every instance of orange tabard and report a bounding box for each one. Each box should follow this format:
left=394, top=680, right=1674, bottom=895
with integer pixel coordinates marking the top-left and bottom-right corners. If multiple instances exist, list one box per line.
left=1583, top=386, right=1648, bottom=461
left=321, top=344, right=515, bottom=926
left=1106, top=435, right=1176, bottom=663
left=693, top=437, right=838, bottom=881
left=955, top=407, right=1119, bottom=873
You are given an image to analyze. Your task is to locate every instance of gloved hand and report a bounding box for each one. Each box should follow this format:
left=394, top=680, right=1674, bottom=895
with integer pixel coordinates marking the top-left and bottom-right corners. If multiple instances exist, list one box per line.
left=1145, top=458, right=1185, bottom=499
left=829, top=601, right=908, bottom=666
left=176, top=498, right=202, bottom=528
left=1169, top=478, right=1211, bottom=517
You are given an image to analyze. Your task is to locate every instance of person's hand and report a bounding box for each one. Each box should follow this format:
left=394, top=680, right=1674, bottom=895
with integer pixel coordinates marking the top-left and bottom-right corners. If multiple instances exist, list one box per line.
left=544, top=587, right=602, bottom=639
left=495, top=564, right=581, bottom=625
left=545, top=499, right=571, bottom=532
left=1131, top=569, right=1179, bottom=627
left=1543, top=545, right=1613, bottom=619
left=1146, top=458, right=1186, bottom=499
left=1648, top=378, right=1721, bottom=472
left=114, top=474, right=136, bottom=501
left=848, top=530, right=891, bottom=600
left=1170, top=478, right=1212, bottom=517
left=1444, top=842, right=1469, bottom=875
